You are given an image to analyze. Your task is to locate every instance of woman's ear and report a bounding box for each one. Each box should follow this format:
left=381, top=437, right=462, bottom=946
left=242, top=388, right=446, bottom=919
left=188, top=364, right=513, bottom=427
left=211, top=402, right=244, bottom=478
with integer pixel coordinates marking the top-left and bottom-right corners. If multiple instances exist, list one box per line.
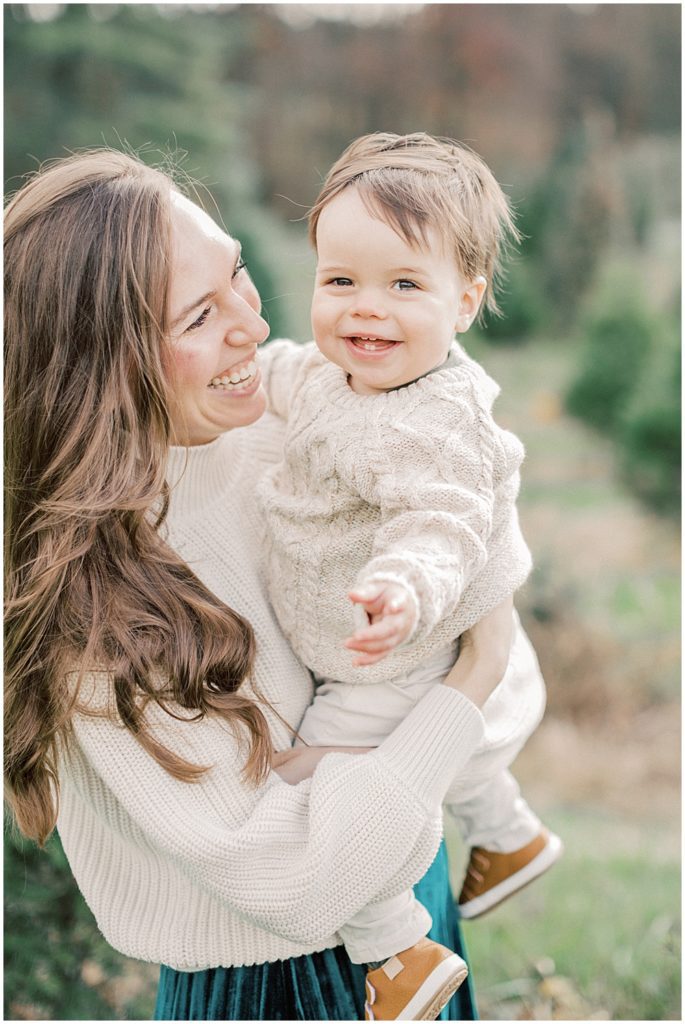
left=455, top=276, right=487, bottom=333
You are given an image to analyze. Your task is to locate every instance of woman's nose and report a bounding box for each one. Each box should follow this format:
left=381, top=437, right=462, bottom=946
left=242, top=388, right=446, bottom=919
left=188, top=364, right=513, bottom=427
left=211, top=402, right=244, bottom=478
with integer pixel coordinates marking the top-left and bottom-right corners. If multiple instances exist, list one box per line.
left=224, top=296, right=270, bottom=348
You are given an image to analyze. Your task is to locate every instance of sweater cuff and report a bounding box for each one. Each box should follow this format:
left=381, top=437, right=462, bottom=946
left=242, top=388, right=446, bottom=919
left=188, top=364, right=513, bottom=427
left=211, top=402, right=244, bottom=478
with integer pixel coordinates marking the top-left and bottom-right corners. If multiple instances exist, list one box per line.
left=374, top=686, right=485, bottom=810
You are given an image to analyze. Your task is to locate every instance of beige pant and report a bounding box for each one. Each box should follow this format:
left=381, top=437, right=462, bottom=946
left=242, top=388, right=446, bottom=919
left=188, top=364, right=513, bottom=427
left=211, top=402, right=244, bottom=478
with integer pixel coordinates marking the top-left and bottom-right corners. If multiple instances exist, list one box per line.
left=299, top=613, right=546, bottom=962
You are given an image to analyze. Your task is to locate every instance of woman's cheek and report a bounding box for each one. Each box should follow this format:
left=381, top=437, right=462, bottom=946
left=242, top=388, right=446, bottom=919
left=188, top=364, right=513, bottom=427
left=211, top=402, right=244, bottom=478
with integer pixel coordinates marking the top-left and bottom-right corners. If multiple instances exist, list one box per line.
left=169, top=342, right=210, bottom=390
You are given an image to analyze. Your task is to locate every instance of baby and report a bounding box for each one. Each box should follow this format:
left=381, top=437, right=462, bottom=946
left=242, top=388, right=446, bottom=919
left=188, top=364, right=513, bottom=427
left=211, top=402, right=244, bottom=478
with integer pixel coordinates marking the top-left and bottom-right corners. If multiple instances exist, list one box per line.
left=259, top=132, right=562, bottom=1021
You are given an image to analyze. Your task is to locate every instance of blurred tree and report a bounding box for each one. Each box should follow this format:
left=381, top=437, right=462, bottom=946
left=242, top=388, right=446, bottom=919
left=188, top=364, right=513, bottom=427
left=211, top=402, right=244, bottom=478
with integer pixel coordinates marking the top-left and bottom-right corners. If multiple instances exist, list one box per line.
left=565, top=270, right=654, bottom=435
left=520, top=114, right=618, bottom=329
left=4, top=828, right=154, bottom=1020
left=619, top=323, right=680, bottom=516
left=565, top=266, right=679, bottom=516
left=4, top=3, right=289, bottom=337
left=481, top=258, right=546, bottom=344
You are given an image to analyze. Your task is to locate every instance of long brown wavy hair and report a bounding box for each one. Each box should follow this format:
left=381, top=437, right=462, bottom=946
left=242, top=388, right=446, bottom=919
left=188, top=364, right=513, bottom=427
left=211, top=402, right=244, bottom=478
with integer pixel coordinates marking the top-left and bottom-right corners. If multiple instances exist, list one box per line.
left=4, top=150, right=272, bottom=845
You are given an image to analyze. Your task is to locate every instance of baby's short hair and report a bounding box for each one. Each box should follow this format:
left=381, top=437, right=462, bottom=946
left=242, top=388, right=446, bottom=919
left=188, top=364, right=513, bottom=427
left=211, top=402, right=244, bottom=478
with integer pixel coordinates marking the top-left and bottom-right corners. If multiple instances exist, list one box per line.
left=308, top=132, right=519, bottom=317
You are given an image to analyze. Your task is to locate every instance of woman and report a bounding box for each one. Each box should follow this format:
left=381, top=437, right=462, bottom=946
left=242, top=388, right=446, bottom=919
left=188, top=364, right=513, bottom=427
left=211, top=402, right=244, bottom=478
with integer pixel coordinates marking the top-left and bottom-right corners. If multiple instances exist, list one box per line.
left=4, top=150, right=512, bottom=1021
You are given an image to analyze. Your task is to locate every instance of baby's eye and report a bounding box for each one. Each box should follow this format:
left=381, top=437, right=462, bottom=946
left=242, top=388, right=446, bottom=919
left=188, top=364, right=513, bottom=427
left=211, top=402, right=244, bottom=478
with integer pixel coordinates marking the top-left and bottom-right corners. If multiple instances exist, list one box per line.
left=185, top=307, right=211, bottom=332
left=394, top=279, right=418, bottom=291
left=328, top=277, right=353, bottom=287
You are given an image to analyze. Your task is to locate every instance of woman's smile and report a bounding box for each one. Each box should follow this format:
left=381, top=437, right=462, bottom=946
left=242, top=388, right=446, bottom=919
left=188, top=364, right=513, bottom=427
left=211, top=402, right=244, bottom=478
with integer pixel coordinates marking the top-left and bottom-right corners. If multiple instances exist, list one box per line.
left=166, top=193, right=269, bottom=444
left=209, top=357, right=260, bottom=391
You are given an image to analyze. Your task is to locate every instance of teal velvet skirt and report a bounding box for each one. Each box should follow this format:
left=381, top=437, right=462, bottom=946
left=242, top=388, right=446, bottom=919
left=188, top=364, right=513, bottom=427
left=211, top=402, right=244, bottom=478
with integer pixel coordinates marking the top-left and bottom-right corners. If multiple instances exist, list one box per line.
left=154, top=840, right=477, bottom=1021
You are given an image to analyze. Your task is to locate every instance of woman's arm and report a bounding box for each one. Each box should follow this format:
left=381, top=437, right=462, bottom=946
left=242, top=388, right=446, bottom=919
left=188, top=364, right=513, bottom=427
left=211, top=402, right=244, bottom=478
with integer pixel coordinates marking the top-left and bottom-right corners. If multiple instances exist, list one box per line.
left=272, top=744, right=372, bottom=784
left=65, top=675, right=483, bottom=948
left=442, top=595, right=514, bottom=706
left=276, top=596, right=514, bottom=784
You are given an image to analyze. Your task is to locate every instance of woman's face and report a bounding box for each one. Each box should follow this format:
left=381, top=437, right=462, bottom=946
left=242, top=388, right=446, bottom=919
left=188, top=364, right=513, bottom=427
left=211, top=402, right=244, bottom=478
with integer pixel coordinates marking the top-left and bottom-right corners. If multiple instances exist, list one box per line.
left=165, top=192, right=270, bottom=445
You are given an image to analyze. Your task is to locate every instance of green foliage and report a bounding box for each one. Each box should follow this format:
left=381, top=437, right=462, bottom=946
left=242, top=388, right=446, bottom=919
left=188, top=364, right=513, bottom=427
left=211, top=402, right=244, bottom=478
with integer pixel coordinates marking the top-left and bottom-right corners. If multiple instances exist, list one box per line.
left=3, top=3, right=293, bottom=339
left=484, top=259, right=547, bottom=345
left=618, top=330, right=680, bottom=515
left=520, top=123, right=613, bottom=329
left=565, top=266, right=680, bottom=515
left=4, top=828, right=155, bottom=1020
left=565, top=276, right=654, bottom=434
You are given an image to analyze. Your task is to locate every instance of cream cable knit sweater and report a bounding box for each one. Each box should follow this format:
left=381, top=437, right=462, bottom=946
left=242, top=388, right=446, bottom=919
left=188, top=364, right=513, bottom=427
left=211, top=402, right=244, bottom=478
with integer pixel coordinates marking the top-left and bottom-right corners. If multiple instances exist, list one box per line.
left=258, top=340, right=532, bottom=685
left=55, top=410, right=485, bottom=972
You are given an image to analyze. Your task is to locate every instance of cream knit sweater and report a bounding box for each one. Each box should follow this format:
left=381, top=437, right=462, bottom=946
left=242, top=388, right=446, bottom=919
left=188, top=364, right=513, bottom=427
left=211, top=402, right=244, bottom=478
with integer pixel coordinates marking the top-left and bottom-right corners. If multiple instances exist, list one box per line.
left=259, top=340, right=532, bottom=684
left=55, top=410, right=485, bottom=972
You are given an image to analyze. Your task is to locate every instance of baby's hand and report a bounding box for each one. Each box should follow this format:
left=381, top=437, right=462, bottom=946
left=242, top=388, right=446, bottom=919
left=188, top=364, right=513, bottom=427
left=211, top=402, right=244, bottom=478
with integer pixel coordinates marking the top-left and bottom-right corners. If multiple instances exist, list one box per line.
left=345, top=581, right=417, bottom=667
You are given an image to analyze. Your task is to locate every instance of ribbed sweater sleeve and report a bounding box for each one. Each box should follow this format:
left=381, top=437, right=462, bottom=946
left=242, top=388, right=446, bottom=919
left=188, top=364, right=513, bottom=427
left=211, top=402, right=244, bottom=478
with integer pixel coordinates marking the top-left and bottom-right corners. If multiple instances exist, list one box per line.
left=68, top=682, right=483, bottom=947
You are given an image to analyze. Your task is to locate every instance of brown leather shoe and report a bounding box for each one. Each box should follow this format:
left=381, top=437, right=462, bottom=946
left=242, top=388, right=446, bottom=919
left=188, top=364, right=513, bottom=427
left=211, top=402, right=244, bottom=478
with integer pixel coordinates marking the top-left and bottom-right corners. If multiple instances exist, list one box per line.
left=458, top=828, right=563, bottom=919
left=364, top=936, right=468, bottom=1020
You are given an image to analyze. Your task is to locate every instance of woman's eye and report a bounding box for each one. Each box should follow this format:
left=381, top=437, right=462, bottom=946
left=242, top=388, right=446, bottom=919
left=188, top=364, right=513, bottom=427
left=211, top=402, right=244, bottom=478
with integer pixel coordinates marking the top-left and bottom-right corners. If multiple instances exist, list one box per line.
left=185, top=307, right=211, bottom=333
left=395, top=279, right=418, bottom=291
left=329, top=277, right=353, bottom=287
left=233, top=258, right=247, bottom=279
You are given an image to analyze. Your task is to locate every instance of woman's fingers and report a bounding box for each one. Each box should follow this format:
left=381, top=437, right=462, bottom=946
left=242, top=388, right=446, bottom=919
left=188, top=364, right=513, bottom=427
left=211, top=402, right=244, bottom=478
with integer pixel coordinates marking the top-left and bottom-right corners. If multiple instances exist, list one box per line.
left=270, top=748, right=297, bottom=768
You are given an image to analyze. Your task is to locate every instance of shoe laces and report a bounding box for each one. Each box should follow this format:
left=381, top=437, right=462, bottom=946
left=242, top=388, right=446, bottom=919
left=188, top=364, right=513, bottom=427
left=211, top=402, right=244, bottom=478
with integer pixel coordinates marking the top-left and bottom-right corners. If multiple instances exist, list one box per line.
left=462, top=851, right=490, bottom=898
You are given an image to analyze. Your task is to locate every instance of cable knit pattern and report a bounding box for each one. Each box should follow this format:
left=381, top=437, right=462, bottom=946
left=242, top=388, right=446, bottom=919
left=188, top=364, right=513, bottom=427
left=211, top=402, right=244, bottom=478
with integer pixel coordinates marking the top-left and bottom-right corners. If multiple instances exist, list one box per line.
left=55, top=411, right=485, bottom=971
left=258, top=340, right=532, bottom=684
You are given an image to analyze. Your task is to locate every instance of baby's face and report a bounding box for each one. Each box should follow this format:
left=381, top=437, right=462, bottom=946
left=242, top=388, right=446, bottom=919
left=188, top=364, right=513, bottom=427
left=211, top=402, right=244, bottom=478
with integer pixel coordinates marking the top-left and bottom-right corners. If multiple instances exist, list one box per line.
left=311, top=186, right=484, bottom=395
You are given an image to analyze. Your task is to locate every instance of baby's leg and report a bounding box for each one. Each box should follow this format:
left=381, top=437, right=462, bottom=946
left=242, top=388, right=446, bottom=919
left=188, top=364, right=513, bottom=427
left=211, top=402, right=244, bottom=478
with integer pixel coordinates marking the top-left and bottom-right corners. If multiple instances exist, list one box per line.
left=338, top=890, right=431, bottom=965
left=448, top=770, right=562, bottom=920
left=297, top=647, right=468, bottom=1017
left=445, top=616, right=563, bottom=918
left=446, top=768, right=541, bottom=853
left=341, top=892, right=468, bottom=1020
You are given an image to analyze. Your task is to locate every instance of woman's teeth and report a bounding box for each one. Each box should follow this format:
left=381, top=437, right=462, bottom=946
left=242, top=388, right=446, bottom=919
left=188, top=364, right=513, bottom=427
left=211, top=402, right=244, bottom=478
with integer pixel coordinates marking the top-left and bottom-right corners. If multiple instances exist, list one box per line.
left=209, top=360, right=257, bottom=390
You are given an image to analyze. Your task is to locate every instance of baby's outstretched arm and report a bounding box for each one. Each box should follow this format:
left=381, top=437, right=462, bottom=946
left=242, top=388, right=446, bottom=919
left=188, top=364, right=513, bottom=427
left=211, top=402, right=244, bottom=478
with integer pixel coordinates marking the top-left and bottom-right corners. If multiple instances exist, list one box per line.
left=345, top=580, right=418, bottom=666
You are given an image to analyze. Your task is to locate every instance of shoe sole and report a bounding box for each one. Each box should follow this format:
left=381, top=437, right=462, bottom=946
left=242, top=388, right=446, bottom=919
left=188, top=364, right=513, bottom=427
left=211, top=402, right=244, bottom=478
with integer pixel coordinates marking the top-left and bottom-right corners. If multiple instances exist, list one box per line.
left=396, top=954, right=469, bottom=1020
left=458, top=832, right=564, bottom=920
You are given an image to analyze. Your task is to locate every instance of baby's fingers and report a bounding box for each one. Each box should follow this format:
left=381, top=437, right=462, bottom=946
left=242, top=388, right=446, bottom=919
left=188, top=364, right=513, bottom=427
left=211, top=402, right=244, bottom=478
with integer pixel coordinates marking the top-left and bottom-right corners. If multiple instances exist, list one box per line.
left=351, top=650, right=392, bottom=667
left=345, top=617, right=406, bottom=655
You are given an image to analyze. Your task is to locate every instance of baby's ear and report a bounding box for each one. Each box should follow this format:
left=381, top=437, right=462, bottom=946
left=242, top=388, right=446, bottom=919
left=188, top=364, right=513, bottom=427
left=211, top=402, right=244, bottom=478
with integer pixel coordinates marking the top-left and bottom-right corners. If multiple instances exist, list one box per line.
left=455, top=276, right=487, bottom=333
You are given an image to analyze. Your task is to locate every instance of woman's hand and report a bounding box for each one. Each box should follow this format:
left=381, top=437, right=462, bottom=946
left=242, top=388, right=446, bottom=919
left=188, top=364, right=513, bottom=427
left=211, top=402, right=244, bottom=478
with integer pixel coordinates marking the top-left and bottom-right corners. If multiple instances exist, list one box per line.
left=345, top=581, right=417, bottom=666
left=442, top=596, right=514, bottom=707
left=272, top=745, right=373, bottom=785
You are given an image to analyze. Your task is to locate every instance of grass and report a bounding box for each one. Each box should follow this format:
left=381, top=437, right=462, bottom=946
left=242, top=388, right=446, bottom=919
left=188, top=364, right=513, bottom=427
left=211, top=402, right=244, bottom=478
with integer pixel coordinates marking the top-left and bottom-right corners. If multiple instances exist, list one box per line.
left=446, top=807, right=681, bottom=1020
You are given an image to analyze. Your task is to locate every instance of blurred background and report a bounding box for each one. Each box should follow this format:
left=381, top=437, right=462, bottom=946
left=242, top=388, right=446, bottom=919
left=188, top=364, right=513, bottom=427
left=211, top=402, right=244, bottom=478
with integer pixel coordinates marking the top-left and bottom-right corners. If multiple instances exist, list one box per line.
left=4, top=3, right=680, bottom=1020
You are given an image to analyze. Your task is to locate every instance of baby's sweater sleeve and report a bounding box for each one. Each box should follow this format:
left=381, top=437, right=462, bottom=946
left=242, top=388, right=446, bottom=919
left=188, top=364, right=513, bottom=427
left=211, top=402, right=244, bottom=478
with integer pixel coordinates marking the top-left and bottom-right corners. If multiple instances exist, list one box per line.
left=357, top=368, right=506, bottom=644
left=258, top=339, right=314, bottom=420
left=66, top=678, right=483, bottom=947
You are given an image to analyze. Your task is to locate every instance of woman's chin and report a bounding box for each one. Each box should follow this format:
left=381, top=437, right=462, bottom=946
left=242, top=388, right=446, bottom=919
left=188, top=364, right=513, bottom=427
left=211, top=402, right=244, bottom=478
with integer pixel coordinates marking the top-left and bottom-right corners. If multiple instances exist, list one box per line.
left=215, top=384, right=267, bottom=433
left=171, top=385, right=268, bottom=446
